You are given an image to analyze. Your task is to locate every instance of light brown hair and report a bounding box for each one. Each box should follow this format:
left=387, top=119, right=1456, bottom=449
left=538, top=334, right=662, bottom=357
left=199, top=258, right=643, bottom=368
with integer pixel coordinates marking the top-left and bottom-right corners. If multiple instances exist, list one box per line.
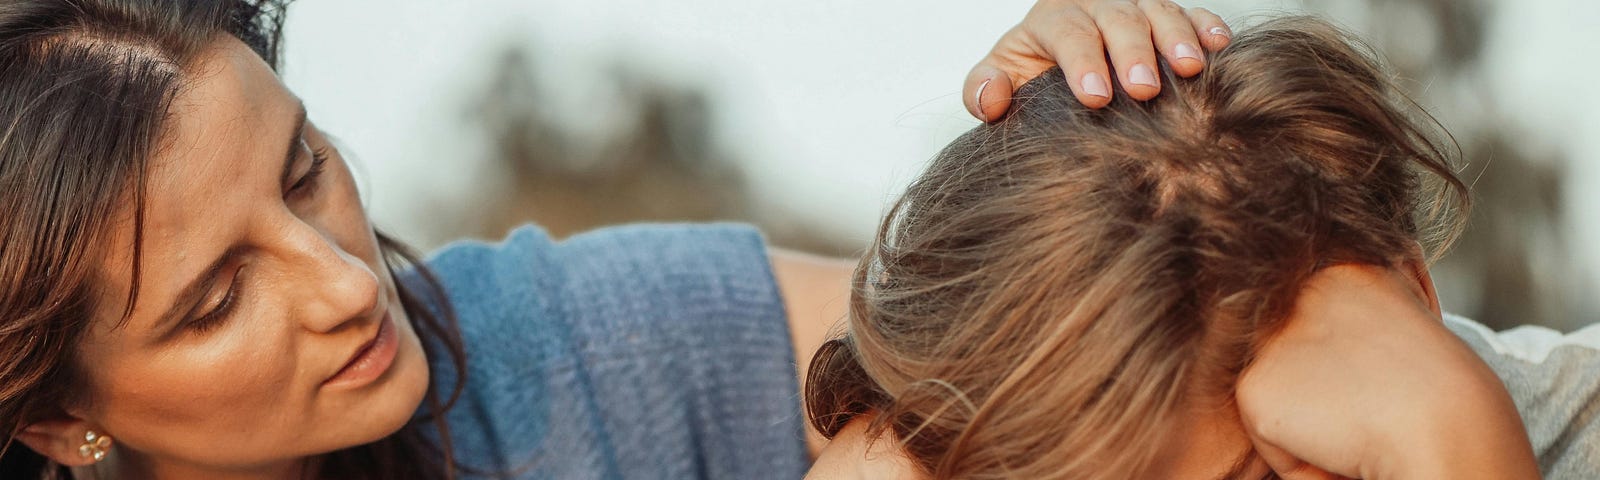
left=805, top=16, right=1469, bottom=479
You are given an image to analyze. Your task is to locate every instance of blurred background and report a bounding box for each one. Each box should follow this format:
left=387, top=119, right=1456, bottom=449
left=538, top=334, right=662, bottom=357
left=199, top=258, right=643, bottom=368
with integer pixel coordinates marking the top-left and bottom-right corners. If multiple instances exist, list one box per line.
left=280, top=0, right=1598, bottom=331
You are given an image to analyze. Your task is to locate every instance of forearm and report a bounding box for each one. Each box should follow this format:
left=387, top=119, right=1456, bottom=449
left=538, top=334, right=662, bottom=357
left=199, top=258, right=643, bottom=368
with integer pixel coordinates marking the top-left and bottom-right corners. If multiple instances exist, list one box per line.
left=770, top=248, right=856, bottom=457
left=1374, top=343, right=1540, bottom=479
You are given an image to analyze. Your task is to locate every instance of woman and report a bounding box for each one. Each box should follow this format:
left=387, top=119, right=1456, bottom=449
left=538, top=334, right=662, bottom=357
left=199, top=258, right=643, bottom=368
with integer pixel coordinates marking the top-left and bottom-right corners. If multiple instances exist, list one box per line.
left=0, top=0, right=1233, bottom=478
left=805, top=16, right=1591, bottom=480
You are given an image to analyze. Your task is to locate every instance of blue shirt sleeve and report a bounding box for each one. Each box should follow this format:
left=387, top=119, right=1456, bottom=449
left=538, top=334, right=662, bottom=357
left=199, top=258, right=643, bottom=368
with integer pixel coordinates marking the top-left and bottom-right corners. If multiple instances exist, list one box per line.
left=419, top=223, right=807, bottom=480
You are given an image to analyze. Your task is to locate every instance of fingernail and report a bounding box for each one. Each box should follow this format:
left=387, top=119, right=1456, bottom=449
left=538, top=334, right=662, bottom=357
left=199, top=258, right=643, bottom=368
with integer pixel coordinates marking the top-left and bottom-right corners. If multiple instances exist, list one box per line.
left=1129, top=64, right=1158, bottom=88
left=975, top=78, right=992, bottom=122
left=1209, top=26, right=1229, bottom=38
left=1081, top=72, right=1110, bottom=98
left=1175, top=43, right=1202, bottom=61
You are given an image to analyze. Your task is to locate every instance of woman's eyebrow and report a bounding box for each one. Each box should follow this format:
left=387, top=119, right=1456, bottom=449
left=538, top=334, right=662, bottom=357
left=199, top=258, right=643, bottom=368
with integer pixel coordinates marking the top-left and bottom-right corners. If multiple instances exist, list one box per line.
left=277, top=101, right=308, bottom=189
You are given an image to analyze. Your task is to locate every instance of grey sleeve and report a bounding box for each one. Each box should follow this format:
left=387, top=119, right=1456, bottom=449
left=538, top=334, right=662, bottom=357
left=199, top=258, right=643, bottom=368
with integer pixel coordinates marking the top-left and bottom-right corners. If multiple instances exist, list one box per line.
left=1444, top=313, right=1600, bottom=479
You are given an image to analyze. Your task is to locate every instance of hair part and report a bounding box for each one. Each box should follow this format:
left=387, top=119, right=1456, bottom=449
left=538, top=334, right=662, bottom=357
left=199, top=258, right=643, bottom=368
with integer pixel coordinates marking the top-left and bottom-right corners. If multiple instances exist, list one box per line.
left=805, top=16, right=1468, bottom=480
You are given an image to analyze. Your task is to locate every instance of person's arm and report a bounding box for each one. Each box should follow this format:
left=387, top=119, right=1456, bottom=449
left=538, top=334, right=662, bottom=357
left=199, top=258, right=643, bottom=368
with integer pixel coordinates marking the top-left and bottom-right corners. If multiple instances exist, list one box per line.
left=1442, top=315, right=1600, bottom=478
left=1236, top=263, right=1540, bottom=480
left=770, top=249, right=855, bottom=457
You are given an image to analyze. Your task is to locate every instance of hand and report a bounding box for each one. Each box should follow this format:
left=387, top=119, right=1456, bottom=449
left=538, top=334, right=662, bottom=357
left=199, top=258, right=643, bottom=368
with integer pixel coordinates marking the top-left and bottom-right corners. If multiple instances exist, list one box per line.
left=964, top=0, right=1231, bottom=121
left=1236, top=264, right=1540, bottom=480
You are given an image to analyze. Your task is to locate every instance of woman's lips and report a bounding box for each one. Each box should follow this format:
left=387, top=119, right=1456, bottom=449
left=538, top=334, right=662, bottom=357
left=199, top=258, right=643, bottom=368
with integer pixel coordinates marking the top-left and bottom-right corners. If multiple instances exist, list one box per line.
left=323, top=311, right=399, bottom=389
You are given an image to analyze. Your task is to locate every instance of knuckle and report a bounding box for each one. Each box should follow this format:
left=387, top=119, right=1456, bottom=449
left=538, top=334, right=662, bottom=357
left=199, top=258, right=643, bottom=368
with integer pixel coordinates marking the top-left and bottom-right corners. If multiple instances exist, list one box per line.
left=1095, top=3, right=1151, bottom=30
left=1142, top=0, right=1186, bottom=17
left=1186, top=6, right=1218, bottom=20
left=1045, top=15, right=1102, bottom=45
left=1159, top=1, right=1187, bottom=17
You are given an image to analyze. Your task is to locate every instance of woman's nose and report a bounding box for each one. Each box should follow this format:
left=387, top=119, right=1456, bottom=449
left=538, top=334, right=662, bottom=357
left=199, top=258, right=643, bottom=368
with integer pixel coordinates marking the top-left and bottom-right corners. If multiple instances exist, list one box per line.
left=288, top=232, right=381, bottom=334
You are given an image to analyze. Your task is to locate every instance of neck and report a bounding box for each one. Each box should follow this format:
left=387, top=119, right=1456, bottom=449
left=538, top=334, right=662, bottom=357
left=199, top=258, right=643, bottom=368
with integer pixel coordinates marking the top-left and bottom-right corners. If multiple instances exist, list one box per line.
left=72, top=449, right=320, bottom=480
left=1149, top=400, right=1272, bottom=480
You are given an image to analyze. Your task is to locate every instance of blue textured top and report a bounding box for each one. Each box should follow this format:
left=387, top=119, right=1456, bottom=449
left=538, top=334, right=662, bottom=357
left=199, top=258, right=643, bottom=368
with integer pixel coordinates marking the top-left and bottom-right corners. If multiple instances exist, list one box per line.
left=412, top=223, right=808, bottom=479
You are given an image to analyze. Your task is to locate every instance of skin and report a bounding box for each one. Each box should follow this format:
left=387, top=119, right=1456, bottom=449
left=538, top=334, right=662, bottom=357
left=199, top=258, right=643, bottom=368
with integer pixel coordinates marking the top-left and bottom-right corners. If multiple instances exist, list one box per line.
left=963, top=0, right=1231, bottom=120
left=1238, top=260, right=1539, bottom=480
left=770, top=249, right=856, bottom=456
left=9, top=1, right=1234, bottom=478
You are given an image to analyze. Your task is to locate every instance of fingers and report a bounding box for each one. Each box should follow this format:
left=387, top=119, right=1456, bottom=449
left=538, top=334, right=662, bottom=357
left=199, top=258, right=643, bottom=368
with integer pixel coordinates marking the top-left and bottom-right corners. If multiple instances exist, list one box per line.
left=964, top=0, right=1236, bottom=118
left=1029, top=7, right=1115, bottom=109
left=1252, top=441, right=1349, bottom=480
left=1137, top=0, right=1204, bottom=77
left=969, top=8, right=1114, bottom=118
left=1184, top=6, right=1232, bottom=51
left=963, top=62, right=1017, bottom=122
left=1087, top=1, right=1160, bottom=100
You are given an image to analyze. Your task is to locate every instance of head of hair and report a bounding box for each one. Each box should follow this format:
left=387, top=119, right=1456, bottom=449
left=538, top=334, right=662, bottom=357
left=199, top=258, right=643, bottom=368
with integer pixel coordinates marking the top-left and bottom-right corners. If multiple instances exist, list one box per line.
left=0, top=1, right=466, bottom=478
left=805, top=15, right=1468, bottom=479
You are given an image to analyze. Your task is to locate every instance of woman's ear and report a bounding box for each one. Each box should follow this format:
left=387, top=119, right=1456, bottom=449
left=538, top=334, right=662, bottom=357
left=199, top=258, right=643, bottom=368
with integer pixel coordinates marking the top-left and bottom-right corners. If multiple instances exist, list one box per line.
left=1402, top=241, right=1442, bottom=318
left=13, top=417, right=104, bottom=467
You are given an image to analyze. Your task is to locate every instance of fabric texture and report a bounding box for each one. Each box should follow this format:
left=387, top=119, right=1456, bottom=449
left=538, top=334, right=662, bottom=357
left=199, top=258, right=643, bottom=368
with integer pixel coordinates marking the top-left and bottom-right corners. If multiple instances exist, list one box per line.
left=1446, top=313, right=1600, bottom=479
left=412, top=223, right=808, bottom=480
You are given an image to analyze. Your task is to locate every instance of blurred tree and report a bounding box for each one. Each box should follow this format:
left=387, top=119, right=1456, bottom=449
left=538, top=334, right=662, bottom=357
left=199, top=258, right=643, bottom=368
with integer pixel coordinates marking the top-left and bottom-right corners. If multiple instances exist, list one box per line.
left=464, top=46, right=747, bottom=238
left=452, top=43, right=851, bottom=255
left=1303, top=0, right=1588, bottom=329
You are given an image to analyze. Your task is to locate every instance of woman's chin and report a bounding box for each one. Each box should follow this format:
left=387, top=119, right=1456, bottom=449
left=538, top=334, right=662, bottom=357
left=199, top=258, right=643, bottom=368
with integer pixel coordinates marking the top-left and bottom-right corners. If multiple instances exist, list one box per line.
left=371, top=315, right=433, bottom=438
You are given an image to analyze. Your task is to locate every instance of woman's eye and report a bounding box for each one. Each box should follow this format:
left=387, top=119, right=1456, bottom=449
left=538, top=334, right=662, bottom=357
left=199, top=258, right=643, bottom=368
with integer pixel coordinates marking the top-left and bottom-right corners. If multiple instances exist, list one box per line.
left=189, top=265, right=245, bottom=333
left=287, top=146, right=329, bottom=198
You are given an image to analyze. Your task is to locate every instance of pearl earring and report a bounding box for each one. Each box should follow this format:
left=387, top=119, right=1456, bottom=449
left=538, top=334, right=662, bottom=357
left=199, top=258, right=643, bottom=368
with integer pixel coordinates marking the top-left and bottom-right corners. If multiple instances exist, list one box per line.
left=77, top=430, right=112, bottom=462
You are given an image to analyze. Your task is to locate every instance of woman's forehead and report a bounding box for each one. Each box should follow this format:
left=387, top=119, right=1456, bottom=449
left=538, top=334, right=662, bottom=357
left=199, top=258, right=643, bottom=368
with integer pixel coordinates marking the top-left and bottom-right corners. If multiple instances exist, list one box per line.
left=159, top=36, right=296, bottom=184
left=93, top=36, right=301, bottom=329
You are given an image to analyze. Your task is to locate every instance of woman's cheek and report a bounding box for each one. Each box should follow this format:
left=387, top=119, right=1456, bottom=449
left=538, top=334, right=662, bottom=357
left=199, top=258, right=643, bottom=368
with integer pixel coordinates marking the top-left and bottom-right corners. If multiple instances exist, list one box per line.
left=94, top=313, right=301, bottom=457
left=149, top=316, right=295, bottom=411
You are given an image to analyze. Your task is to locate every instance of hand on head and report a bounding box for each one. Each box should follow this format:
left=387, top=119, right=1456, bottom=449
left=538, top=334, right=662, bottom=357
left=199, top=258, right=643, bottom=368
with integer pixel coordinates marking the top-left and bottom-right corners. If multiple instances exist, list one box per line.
left=962, top=0, right=1232, bottom=121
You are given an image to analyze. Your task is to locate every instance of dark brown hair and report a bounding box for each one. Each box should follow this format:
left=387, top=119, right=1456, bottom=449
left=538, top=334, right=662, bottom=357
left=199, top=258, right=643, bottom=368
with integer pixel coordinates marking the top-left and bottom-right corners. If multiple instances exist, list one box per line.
left=805, top=16, right=1469, bottom=479
left=0, top=1, right=468, bottom=478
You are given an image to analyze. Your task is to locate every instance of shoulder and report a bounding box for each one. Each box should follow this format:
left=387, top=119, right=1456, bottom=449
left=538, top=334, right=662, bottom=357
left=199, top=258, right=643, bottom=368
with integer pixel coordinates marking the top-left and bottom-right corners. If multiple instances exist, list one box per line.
left=551, top=223, right=781, bottom=312
left=420, top=222, right=780, bottom=332
left=423, top=225, right=562, bottom=330
left=1443, top=313, right=1600, bottom=477
left=417, top=222, right=790, bottom=379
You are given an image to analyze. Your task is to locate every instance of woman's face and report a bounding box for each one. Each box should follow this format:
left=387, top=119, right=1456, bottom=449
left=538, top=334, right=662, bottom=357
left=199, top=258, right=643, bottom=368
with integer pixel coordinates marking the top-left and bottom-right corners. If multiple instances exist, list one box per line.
left=60, top=36, right=430, bottom=474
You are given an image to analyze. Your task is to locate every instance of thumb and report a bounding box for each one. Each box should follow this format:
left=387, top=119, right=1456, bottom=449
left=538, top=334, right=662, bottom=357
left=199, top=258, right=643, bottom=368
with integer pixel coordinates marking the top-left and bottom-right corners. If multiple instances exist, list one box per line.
left=964, top=62, right=1015, bottom=123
